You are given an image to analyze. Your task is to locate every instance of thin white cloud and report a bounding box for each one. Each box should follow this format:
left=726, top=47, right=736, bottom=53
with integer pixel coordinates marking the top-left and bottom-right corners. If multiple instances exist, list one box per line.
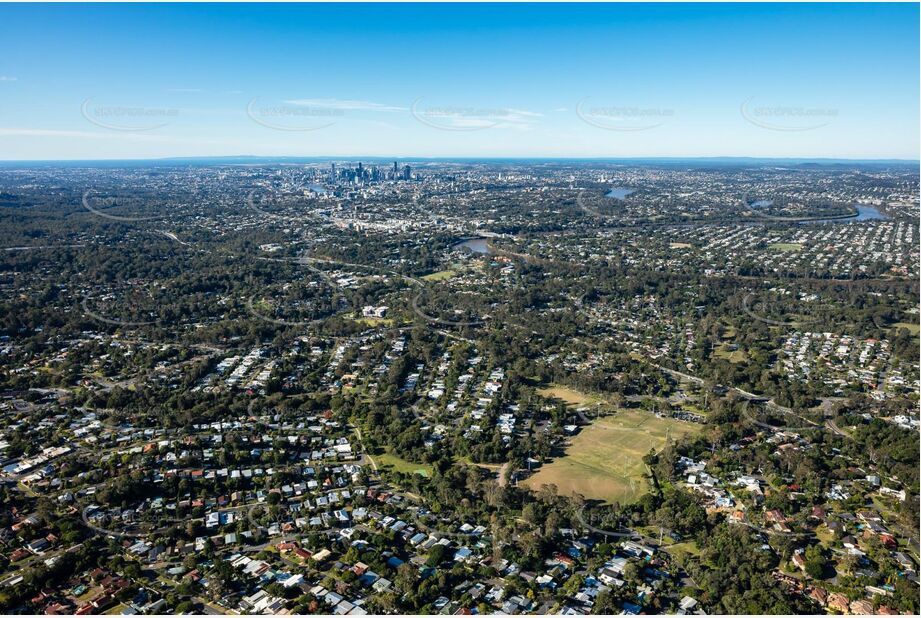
left=0, top=127, right=228, bottom=145
left=505, top=108, right=543, bottom=118
left=418, top=108, right=541, bottom=131
left=284, top=98, right=407, bottom=112
left=0, top=128, right=134, bottom=139
left=0, top=76, right=18, bottom=82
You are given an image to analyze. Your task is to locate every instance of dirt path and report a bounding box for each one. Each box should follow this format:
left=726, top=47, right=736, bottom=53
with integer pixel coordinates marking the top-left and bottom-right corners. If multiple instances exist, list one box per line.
left=352, top=426, right=378, bottom=472
left=498, top=461, right=512, bottom=487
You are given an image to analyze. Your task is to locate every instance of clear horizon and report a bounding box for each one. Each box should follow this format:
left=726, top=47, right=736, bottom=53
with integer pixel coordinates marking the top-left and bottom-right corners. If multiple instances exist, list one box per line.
left=2, top=155, right=920, bottom=164
left=1, top=3, right=918, bottom=160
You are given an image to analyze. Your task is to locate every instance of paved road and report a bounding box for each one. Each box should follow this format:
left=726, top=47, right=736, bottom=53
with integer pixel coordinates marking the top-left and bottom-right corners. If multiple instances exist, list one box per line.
left=653, top=362, right=831, bottom=430
left=820, top=397, right=853, bottom=439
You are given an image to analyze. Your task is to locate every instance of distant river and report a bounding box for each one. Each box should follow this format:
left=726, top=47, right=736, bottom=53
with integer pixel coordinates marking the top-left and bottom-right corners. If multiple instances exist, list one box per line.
left=804, top=205, right=889, bottom=224
left=748, top=198, right=889, bottom=224
left=605, top=187, right=635, bottom=200
left=455, top=238, right=492, bottom=254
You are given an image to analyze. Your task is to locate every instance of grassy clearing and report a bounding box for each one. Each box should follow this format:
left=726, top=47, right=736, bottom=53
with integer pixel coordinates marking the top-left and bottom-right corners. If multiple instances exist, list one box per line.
left=680, top=403, right=710, bottom=418
left=892, top=321, right=920, bottom=335
left=377, top=450, right=432, bottom=477
left=459, top=455, right=501, bottom=469
left=351, top=317, right=395, bottom=327
left=768, top=242, right=803, bottom=252
left=666, top=541, right=702, bottom=561
left=537, top=384, right=604, bottom=408
left=714, top=344, right=748, bottom=363
left=719, top=323, right=738, bottom=339
left=422, top=269, right=457, bottom=282
left=814, top=524, right=835, bottom=547
left=522, top=408, right=701, bottom=504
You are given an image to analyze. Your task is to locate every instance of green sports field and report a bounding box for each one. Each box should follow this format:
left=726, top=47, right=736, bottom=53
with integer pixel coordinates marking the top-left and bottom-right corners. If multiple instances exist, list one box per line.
left=522, top=407, right=700, bottom=504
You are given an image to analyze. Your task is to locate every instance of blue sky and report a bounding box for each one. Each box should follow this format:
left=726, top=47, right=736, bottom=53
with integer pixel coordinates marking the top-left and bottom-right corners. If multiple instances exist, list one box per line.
left=0, top=3, right=917, bottom=160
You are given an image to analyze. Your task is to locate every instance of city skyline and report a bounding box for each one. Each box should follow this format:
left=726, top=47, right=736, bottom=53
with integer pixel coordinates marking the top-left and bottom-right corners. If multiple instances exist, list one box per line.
left=0, top=3, right=918, bottom=160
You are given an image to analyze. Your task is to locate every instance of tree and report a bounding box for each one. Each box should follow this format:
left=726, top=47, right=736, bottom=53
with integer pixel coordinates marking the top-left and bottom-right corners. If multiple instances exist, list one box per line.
left=395, top=563, right=418, bottom=597
left=426, top=544, right=448, bottom=567
left=804, top=545, right=825, bottom=579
